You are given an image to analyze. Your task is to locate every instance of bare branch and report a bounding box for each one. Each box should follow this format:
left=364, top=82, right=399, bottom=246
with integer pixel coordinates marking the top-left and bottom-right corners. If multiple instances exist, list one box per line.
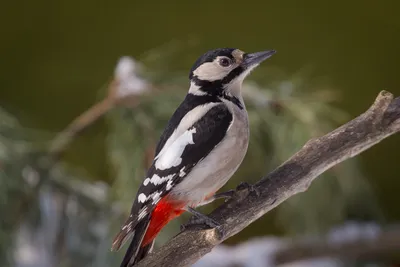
left=136, top=91, right=400, bottom=267
left=49, top=56, right=150, bottom=160
left=48, top=96, right=115, bottom=159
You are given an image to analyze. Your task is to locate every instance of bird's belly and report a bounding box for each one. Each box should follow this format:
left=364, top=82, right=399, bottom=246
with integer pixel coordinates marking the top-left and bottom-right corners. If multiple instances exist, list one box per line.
left=169, top=113, right=249, bottom=207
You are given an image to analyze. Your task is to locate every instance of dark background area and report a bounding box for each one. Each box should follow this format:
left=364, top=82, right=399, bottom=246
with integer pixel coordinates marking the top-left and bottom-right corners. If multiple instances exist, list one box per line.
left=1, top=1, right=400, bottom=266
left=2, top=0, right=399, bottom=217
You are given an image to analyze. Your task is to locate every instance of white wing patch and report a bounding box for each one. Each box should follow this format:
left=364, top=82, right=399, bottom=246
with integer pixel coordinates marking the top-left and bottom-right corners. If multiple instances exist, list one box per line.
left=138, top=207, right=148, bottom=220
left=143, top=174, right=174, bottom=186
left=151, top=192, right=162, bottom=204
left=139, top=174, right=175, bottom=207
left=155, top=103, right=219, bottom=160
left=166, top=180, right=174, bottom=190
left=143, top=178, right=151, bottom=186
left=179, top=167, right=186, bottom=177
left=138, top=193, right=147, bottom=203
left=122, top=221, right=132, bottom=231
left=155, top=128, right=197, bottom=170
left=138, top=189, right=167, bottom=203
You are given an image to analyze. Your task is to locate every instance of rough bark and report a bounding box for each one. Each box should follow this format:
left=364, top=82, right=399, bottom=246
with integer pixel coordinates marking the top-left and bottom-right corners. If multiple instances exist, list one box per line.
left=136, top=90, right=400, bottom=267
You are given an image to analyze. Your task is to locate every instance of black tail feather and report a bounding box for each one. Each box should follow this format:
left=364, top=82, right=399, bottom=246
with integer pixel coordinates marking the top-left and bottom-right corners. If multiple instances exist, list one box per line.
left=120, top=216, right=151, bottom=267
left=132, top=240, right=154, bottom=266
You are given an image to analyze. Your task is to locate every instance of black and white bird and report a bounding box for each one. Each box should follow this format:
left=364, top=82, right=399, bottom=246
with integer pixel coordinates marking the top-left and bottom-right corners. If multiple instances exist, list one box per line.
left=111, top=48, right=276, bottom=266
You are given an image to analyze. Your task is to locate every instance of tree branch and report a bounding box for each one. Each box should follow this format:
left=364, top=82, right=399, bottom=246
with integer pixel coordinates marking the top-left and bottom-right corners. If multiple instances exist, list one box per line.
left=136, top=90, right=400, bottom=267
left=48, top=96, right=115, bottom=159
left=49, top=56, right=151, bottom=160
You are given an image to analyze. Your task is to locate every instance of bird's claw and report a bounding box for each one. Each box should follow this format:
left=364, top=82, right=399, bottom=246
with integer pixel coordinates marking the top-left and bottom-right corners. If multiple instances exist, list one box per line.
left=214, top=189, right=235, bottom=202
left=181, top=206, right=221, bottom=231
left=181, top=215, right=220, bottom=230
left=236, top=182, right=260, bottom=197
left=180, top=216, right=224, bottom=237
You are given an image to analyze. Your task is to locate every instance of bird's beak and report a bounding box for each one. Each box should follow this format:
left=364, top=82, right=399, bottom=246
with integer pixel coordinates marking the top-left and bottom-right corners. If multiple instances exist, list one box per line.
left=242, top=50, right=276, bottom=68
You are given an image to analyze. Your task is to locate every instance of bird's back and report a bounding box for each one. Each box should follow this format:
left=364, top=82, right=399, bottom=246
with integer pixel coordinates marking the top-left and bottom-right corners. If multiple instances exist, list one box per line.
left=169, top=97, right=249, bottom=206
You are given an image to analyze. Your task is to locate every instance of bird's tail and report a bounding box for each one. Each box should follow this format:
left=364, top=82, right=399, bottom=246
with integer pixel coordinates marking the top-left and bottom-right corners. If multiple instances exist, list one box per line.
left=120, top=219, right=153, bottom=267
left=112, top=197, right=186, bottom=266
left=112, top=214, right=152, bottom=267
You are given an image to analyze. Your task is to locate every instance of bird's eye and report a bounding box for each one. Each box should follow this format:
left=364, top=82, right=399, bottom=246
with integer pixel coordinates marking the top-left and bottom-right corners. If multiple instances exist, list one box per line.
left=219, top=57, right=232, bottom=67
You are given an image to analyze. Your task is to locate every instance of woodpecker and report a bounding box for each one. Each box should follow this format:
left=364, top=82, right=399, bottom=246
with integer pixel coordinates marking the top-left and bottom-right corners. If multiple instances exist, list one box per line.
left=111, top=48, right=276, bottom=266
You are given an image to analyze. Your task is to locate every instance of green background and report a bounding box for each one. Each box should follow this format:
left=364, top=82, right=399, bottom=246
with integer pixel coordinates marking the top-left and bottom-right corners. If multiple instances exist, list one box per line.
left=1, top=0, right=400, bottom=225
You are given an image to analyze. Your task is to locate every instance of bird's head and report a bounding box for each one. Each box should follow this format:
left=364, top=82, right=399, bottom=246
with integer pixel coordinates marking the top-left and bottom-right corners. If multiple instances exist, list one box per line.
left=188, top=48, right=276, bottom=97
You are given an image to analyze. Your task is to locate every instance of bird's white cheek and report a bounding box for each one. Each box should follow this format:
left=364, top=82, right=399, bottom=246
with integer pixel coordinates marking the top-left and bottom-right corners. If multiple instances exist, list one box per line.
left=193, top=62, right=230, bottom=81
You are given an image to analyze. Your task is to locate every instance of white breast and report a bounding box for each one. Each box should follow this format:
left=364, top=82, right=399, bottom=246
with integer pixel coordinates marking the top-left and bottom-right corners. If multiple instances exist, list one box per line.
left=169, top=99, right=249, bottom=206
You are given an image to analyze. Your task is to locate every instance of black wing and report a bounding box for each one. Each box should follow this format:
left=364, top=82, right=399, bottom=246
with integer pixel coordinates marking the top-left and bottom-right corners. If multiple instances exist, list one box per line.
left=111, top=102, right=233, bottom=251
left=154, top=93, right=222, bottom=156
left=134, top=103, right=233, bottom=211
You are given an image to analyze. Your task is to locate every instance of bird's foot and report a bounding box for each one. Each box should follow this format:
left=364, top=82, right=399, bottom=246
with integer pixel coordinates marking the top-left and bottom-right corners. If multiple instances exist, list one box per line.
left=212, top=189, right=236, bottom=203
left=236, top=182, right=260, bottom=197
left=180, top=207, right=220, bottom=231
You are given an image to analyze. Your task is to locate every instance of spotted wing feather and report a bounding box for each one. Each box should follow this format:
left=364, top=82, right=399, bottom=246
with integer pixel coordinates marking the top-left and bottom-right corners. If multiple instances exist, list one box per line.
left=134, top=103, right=233, bottom=208
left=112, top=101, right=232, bottom=252
left=154, top=93, right=222, bottom=156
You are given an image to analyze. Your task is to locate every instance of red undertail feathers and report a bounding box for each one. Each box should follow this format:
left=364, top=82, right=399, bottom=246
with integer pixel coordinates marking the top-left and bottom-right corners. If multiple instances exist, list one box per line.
left=141, top=197, right=185, bottom=246
left=116, top=196, right=186, bottom=267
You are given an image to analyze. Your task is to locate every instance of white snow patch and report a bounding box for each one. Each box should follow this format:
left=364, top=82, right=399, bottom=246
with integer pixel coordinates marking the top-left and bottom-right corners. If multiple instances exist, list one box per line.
left=114, top=56, right=149, bottom=98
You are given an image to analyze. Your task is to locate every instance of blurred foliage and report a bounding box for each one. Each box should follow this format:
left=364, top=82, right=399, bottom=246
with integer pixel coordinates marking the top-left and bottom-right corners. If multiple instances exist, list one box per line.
left=0, top=108, right=120, bottom=267
left=0, top=107, right=48, bottom=267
